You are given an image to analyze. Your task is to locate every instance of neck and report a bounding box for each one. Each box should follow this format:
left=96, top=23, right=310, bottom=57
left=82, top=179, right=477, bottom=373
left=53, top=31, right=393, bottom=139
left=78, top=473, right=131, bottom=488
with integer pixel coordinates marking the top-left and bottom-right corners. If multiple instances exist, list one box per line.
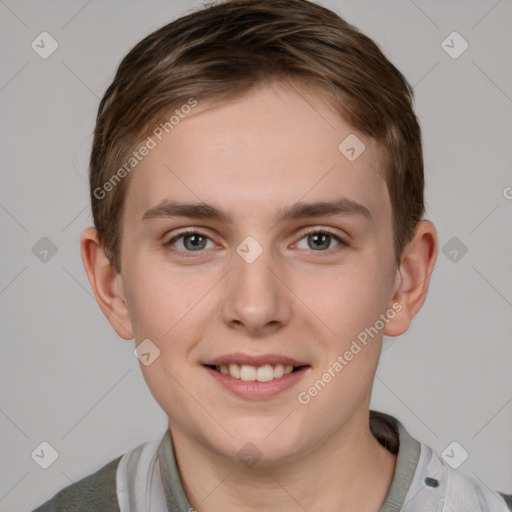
left=169, top=410, right=397, bottom=512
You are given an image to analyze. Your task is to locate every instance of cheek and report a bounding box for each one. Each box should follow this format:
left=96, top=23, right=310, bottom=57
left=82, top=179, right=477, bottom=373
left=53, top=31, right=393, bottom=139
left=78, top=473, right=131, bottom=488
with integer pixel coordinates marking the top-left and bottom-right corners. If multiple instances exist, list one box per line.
left=304, top=259, right=391, bottom=343
left=127, top=267, right=207, bottom=407
left=295, top=264, right=389, bottom=416
left=123, top=260, right=219, bottom=355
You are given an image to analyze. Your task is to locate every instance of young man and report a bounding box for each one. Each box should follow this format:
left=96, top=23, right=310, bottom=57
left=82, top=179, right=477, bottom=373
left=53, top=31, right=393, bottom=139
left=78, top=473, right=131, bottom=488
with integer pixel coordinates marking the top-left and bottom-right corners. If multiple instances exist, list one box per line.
left=34, top=0, right=511, bottom=510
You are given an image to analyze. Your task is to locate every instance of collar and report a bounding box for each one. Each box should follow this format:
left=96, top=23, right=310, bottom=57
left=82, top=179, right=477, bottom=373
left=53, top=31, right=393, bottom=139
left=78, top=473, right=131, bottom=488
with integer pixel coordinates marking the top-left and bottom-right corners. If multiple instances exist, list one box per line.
left=156, top=410, right=420, bottom=512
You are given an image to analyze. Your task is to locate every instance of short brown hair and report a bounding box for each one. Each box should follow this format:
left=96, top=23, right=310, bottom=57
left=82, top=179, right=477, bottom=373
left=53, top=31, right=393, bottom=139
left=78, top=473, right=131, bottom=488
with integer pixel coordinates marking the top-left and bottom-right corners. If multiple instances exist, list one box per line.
left=89, top=0, right=424, bottom=272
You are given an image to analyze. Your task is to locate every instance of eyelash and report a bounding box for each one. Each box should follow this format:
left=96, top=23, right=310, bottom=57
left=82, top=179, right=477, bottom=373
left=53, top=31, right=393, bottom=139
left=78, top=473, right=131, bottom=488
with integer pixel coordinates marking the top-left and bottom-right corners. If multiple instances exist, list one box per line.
left=164, top=228, right=348, bottom=257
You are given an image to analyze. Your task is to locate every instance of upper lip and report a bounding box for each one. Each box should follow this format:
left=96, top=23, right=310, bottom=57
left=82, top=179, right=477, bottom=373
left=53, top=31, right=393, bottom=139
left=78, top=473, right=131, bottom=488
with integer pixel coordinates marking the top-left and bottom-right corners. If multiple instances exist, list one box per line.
left=205, top=353, right=309, bottom=367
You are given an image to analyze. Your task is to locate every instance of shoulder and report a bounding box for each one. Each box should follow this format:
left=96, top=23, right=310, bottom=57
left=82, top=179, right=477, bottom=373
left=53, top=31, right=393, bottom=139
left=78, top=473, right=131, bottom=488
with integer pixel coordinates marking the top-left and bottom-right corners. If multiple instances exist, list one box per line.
left=371, top=411, right=512, bottom=512
left=32, top=455, right=122, bottom=512
left=417, top=442, right=511, bottom=512
left=443, top=462, right=512, bottom=512
left=500, top=493, right=512, bottom=510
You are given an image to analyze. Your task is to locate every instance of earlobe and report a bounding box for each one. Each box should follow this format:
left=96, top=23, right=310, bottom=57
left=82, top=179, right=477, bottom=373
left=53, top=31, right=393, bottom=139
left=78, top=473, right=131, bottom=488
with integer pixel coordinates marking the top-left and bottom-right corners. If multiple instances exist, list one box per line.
left=80, top=227, right=134, bottom=340
left=384, top=220, right=438, bottom=337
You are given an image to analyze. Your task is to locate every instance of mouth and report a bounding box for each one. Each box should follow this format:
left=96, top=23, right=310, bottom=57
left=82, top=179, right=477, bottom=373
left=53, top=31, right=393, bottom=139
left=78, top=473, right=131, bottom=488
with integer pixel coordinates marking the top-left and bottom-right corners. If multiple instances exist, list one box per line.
left=205, top=363, right=306, bottom=382
left=202, top=353, right=311, bottom=399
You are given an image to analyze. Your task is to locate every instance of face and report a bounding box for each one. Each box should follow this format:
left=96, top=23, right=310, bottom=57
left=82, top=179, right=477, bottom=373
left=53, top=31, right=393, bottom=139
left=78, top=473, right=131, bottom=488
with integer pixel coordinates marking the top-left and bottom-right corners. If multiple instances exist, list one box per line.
left=116, top=81, right=400, bottom=464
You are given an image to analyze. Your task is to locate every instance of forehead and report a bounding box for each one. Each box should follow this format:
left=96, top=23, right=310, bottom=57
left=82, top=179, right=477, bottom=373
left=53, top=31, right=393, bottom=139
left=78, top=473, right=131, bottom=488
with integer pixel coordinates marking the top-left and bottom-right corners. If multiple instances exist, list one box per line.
left=123, top=80, right=390, bottom=228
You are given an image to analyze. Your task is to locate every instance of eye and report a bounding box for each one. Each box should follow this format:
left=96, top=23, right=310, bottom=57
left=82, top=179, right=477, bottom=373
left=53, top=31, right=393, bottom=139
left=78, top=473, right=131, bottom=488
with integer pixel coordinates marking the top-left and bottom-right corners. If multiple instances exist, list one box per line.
left=165, top=230, right=215, bottom=253
left=295, top=230, right=347, bottom=252
left=164, top=228, right=347, bottom=256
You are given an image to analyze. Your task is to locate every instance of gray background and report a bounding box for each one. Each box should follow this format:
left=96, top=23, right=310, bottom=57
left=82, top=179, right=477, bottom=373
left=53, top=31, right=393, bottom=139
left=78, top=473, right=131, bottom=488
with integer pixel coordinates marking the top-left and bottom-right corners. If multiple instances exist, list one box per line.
left=1, top=0, right=511, bottom=510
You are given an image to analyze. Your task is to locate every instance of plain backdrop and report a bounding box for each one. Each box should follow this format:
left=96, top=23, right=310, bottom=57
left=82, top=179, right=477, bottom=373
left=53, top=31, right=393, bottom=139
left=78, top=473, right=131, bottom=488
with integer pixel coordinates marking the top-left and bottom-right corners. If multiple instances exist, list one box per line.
left=0, top=1, right=511, bottom=510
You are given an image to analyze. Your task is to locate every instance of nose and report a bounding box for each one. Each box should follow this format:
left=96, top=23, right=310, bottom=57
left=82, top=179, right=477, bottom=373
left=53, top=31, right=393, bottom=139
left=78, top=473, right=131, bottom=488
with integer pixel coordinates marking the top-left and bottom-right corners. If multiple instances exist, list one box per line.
left=219, top=239, right=292, bottom=337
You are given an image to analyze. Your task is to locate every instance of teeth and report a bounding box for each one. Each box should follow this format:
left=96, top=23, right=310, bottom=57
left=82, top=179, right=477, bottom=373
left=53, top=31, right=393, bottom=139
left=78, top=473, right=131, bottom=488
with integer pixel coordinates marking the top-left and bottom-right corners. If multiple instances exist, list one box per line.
left=274, top=364, right=284, bottom=378
left=256, top=364, right=274, bottom=382
left=228, top=363, right=240, bottom=379
left=216, top=363, right=299, bottom=381
left=240, top=365, right=256, bottom=381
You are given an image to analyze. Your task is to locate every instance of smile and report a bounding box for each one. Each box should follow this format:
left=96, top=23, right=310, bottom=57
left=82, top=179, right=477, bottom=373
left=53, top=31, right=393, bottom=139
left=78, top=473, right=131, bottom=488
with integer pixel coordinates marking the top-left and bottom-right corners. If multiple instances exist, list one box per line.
left=209, top=363, right=298, bottom=382
left=203, top=354, right=311, bottom=400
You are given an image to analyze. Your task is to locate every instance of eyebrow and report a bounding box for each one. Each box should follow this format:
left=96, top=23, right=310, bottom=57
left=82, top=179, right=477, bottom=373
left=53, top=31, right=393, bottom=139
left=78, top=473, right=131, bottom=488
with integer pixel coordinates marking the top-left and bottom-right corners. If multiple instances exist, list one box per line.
left=141, top=197, right=372, bottom=224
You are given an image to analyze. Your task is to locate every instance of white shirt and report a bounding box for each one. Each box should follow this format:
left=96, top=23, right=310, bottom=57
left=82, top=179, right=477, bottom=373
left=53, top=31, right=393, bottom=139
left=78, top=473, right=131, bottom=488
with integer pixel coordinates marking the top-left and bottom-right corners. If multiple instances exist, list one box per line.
left=116, top=411, right=511, bottom=512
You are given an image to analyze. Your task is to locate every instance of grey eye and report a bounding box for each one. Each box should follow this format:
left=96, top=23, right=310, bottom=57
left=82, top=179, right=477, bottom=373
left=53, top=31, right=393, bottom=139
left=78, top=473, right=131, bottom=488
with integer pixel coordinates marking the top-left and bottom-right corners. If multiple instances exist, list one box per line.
left=169, top=233, right=214, bottom=251
left=296, top=232, right=341, bottom=251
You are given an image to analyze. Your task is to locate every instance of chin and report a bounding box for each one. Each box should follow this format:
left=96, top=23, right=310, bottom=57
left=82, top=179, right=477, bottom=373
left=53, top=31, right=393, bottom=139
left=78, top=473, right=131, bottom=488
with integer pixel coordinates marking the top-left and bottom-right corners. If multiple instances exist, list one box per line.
left=222, top=418, right=308, bottom=465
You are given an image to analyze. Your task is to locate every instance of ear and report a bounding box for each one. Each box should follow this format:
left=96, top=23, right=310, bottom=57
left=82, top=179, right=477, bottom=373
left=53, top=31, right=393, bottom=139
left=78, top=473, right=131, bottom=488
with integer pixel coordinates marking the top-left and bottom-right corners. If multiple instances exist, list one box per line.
left=80, top=227, right=134, bottom=340
left=384, top=220, right=438, bottom=337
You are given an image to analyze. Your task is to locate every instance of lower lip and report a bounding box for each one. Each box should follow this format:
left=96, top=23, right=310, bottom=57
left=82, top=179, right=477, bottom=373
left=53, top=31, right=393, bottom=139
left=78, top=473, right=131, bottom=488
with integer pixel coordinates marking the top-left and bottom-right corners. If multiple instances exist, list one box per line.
left=204, top=366, right=310, bottom=400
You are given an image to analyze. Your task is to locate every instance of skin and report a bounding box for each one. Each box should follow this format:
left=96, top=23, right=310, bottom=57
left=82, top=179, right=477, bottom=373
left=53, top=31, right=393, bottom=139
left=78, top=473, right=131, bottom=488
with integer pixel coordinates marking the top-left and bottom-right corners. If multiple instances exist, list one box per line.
left=81, top=80, right=438, bottom=511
